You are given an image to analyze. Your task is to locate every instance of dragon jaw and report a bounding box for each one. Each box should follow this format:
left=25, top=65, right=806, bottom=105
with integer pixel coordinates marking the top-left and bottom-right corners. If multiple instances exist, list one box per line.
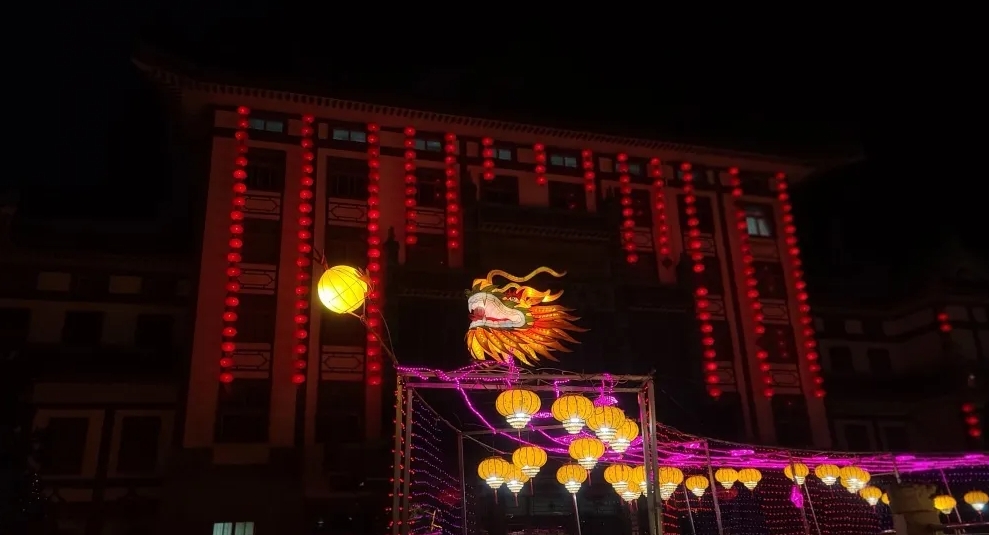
left=467, top=292, right=526, bottom=330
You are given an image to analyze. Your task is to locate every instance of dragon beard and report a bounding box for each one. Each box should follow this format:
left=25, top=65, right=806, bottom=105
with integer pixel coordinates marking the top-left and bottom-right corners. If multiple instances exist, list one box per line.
left=466, top=305, right=585, bottom=366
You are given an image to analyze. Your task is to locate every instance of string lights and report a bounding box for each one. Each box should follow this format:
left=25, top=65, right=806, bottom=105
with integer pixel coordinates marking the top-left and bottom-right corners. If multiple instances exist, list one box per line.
left=581, top=149, right=596, bottom=192
left=291, top=113, right=316, bottom=385
left=219, top=105, right=251, bottom=385
left=775, top=172, right=825, bottom=398
left=649, top=157, right=671, bottom=261
left=616, top=153, right=638, bottom=264
left=937, top=309, right=952, bottom=333
left=365, top=123, right=384, bottom=387
left=403, top=126, right=418, bottom=246
left=962, top=402, right=982, bottom=440
left=480, top=137, right=494, bottom=181
left=386, top=386, right=407, bottom=533
left=443, top=133, right=460, bottom=252
left=533, top=143, right=547, bottom=186
left=409, top=395, right=464, bottom=534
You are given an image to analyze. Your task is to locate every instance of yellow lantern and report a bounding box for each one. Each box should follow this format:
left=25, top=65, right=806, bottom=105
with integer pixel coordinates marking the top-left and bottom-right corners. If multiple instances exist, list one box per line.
left=784, top=462, right=810, bottom=485
left=604, top=464, right=634, bottom=494
left=860, top=486, right=883, bottom=506
left=714, top=468, right=738, bottom=490
left=881, top=492, right=890, bottom=506
left=814, top=464, right=840, bottom=486
left=512, top=446, right=547, bottom=478
left=685, top=475, right=709, bottom=497
left=504, top=464, right=529, bottom=495
left=621, top=488, right=642, bottom=502
left=495, top=389, right=541, bottom=429
left=611, top=419, right=639, bottom=454
left=478, top=457, right=511, bottom=490
left=317, top=265, right=369, bottom=314
left=586, top=406, right=626, bottom=443
left=933, top=495, right=957, bottom=515
left=964, top=490, right=988, bottom=512
left=737, top=468, right=762, bottom=490
left=557, top=463, right=589, bottom=494
left=631, top=465, right=649, bottom=496
left=658, top=466, right=684, bottom=500
left=551, top=394, right=595, bottom=434
left=569, top=437, right=606, bottom=470
left=840, top=466, right=868, bottom=493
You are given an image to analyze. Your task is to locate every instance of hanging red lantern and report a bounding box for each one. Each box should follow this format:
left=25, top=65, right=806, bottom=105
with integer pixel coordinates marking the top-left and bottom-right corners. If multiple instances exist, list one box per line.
left=403, top=126, right=418, bottom=246
left=533, top=143, right=547, bottom=186
left=481, top=137, right=495, bottom=181
left=220, top=106, right=251, bottom=384
left=682, top=163, right=718, bottom=398
left=365, top=123, right=384, bottom=387
left=444, top=133, right=461, bottom=251
left=582, top=150, right=596, bottom=192
left=291, top=113, right=316, bottom=385
left=649, top=158, right=671, bottom=260
left=617, top=153, right=637, bottom=264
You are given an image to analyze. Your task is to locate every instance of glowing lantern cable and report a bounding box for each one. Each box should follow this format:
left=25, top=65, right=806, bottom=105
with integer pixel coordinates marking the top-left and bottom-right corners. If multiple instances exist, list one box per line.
left=616, top=152, right=638, bottom=264
left=365, top=123, right=384, bottom=387
left=480, top=137, right=494, bottom=181
left=533, top=143, right=547, bottom=186
left=648, top=158, right=671, bottom=260
left=403, top=126, right=418, bottom=246
left=443, top=134, right=460, bottom=251
left=581, top=149, right=596, bottom=192
left=291, top=113, right=316, bottom=385
left=681, top=163, right=719, bottom=397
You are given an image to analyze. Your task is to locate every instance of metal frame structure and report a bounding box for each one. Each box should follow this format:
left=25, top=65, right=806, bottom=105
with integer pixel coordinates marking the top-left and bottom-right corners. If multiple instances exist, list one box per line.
left=390, top=368, right=663, bottom=535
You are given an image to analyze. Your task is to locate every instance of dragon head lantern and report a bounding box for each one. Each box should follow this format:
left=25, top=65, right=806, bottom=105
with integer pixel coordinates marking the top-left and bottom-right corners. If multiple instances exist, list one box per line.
left=465, top=267, right=586, bottom=366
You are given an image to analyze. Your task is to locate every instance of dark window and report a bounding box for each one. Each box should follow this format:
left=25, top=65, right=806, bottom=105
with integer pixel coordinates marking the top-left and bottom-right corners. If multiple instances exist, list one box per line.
left=627, top=252, right=658, bottom=281
left=326, top=157, right=368, bottom=200
left=710, top=321, right=734, bottom=363
left=0, top=307, right=30, bottom=343
left=625, top=162, right=643, bottom=176
left=235, top=294, right=277, bottom=344
left=72, top=273, right=108, bottom=299
left=415, top=168, right=446, bottom=209
left=244, top=149, right=286, bottom=193
left=40, top=417, right=89, bottom=475
left=413, top=138, right=443, bottom=152
left=753, top=262, right=788, bottom=300
left=315, top=381, right=364, bottom=443
left=828, top=346, right=854, bottom=373
left=247, top=118, right=284, bottom=133
left=331, top=128, right=366, bottom=143
left=771, top=395, right=812, bottom=447
left=763, top=326, right=798, bottom=363
left=239, top=218, right=282, bottom=265
left=696, top=256, right=724, bottom=295
left=862, top=320, right=884, bottom=338
left=744, top=204, right=774, bottom=237
left=135, top=314, right=175, bottom=349
left=547, top=181, right=586, bottom=211
left=549, top=154, right=578, bottom=168
left=479, top=175, right=519, bottom=205
left=61, top=311, right=104, bottom=345
left=116, top=416, right=162, bottom=473
left=493, top=147, right=513, bottom=161
left=142, top=276, right=177, bottom=300
left=323, top=226, right=367, bottom=267
left=678, top=195, right=716, bottom=234
left=215, top=379, right=271, bottom=443
left=405, top=233, right=448, bottom=270
left=866, top=347, right=893, bottom=375
left=882, top=425, right=910, bottom=451
left=842, top=423, right=873, bottom=450
left=629, top=189, right=652, bottom=227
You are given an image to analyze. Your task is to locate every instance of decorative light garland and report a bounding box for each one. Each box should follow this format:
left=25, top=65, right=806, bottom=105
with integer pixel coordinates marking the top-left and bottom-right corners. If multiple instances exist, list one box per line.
left=533, top=143, right=547, bottom=186
left=409, top=395, right=464, bottom=534
left=649, top=157, right=671, bottom=261
left=386, top=384, right=407, bottom=532
left=365, top=123, right=383, bottom=387
left=480, top=137, right=494, bottom=181
left=403, top=126, right=418, bottom=246
left=442, top=133, right=461, bottom=253
left=617, top=153, right=638, bottom=264
left=581, top=149, right=595, bottom=192
left=219, top=105, right=251, bottom=385
left=291, top=113, right=316, bottom=385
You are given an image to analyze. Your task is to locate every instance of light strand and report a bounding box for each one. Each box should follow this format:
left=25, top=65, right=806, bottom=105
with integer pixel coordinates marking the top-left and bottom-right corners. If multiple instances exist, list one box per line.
left=581, top=149, right=596, bottom=192
left=649, top=158, right=671, bottom=261
left=443, top=134, right=461, bottom=252
left=480, top=137, right=494, bottom=181
left=291, top=113, right=316, bottom=385
left=617, top=153, right=638, bottom=264
left=403, top=126, right=418, bottom=246
left=365, top=123, right=384, bottom=387
left=681, top=163, right=719, bottom=398
left=533, top=143, right=547, bottom=186
left=386, top=385, right=408, bottom=532
left=409, top=395, right=464, bottom=534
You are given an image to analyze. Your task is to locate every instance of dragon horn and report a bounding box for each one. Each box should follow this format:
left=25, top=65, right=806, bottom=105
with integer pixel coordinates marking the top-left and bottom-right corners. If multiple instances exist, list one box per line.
left=485, top=267, right=566, bottom=284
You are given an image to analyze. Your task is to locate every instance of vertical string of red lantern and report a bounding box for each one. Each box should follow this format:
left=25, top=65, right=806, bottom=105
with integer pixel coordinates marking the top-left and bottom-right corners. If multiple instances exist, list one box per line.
left=291, top=114, right=316, bottom=385
left=581, top=150, right=596, bottom=192
left=403, top=127, right=418, bottom=246
left=681, top=163, right=719, bottom=397
left=937, top=310, right=952, bottom=333
left=943, top=309, right=984, bottom=441
left=481, top=137, right=495, bottom=181
left=649, top=158, right=671, bottom=260
left=219, top=105, right=251, bottom=385
left=444, top=134, right=461, bottom=251
left=365, top=123, right=384, bottom=387
left=729, top=168, right=772, bottom=397
left=775, top=172, right=825, bottom=398
left=533, top=143, right=547, bottom=186
left=616, top=153, right=637, bottom=264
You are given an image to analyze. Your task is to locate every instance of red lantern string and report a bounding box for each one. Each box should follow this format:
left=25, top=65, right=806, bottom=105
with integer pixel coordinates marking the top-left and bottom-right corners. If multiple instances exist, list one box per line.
left=443, top=134, right=461, bottom=251
left=219, top=105, right=251, bottom=385
left=962, top=402, right=982, bottom=440
left=937, top=310, right=953, bottom=333
left=775, top=172, right=825, bottom=398
left=649, top=158, right=671, bottom=260
left=481, top=137, right=495, bottom=181
left=290, top=114, right=316, bottom=385
left=365, top=123, right=384, bottom=387
left=533, top=143, right=547, bottom=186
left=681, top=163, right=719, bottom=398
left=581, top=149, right=596, bottom=192
left=729, top=168, right=772, bottom=397
left=617, top=153, right=638, bottom=264
left=403, top=126, right=418, bottom=246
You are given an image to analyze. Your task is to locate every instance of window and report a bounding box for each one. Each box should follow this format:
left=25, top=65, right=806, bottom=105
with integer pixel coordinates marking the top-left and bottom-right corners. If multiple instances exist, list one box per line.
left=627, top=162, right=643, bottom=176
left=235, top=294, right=277, bottom=344
left=331, top=128, right=366, bottom=143
left=244, top=148, right=286, bottom=193
left=549, top=154, right=578, bottom=168
left=479, top=175, right=519, bottom=205
left=116, top=416, right=162, bottom=473
left=753, top=262, right=788, bottom=300
left=493, top=147, right=513, bottom=161
left=547, top=181, right=586, bottom=211
left=239, top=218, right=283, bottom=265
left=215, top=379, right=271, bottom=443
left=744, top=204, right=774, bottom=237
left=866, top=347, right=893, bottom=375
left=771, top=395, right=812, bottom=447
left=405, top=233, right=448, bottom=270
left=828, top=346, right=854, bottom=373
left=247, top=117, right=284, bottom=133
left=212, top=522, right=255, bottom=535
left=763, top=326, right=798, bottom=363
left=0, top=307, right=30, bottom=343
left=326, top=157, right=368, bottom=200
left=40, top=417, right=90, bottom=475
left=415, top=168, right=446, bottom=209
left=840, top=422, right=874, bottom=450
left=134, top=314, right=175, bottom=349
left=61, top=311, right=104, bottom=345
left=414, top=138, right=443, bottom=152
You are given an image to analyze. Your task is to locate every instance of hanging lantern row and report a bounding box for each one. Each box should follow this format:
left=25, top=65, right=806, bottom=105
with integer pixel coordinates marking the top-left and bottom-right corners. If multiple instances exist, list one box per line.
left=498, top=391, right=638, bottom=453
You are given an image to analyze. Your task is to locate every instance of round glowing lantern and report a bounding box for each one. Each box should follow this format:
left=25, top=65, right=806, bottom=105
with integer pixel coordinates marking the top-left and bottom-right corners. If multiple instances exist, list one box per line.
left=840, top=466, right=868, bottom=493
left=317, top=265, right=369, bottom=314
left=685, top=475, right=710, bottom=497
left=586, top=406, right=626, bottom=443
left=569, top=437, right=606, bottom=470
left=964, top=490, right=988, bottom=512
left=933, top=494, right=957, bottom=515
left=658, top=466, right=684, bottom=499
left=604, top=464, right=634, bottom=494
left=512, top=446, right=547, bottom=479
left=737, top=468, right=762, bottom=491
left=814, top=464, right=840, bottom=486
left=621, top=488, right=642, bottom=502
left=551, top=394, right=595, bottom=435
left=860, top=486, right=883, bottom=506
left=714, top=468, right=738, bottom=490
left=611, top=419, right=639, bottom=454
left=557, top=463, right=588, bottom=494
left=881, top=492, right=890, bottom=506
left=784, top=462, right=810, bottom=485
left=631, top=465, right=648, bottom=496
left=504, top=464, right=529, bottom=495
left=495, top=389, right=541, bottom=429
left=478, top=457, right=511, bottom=490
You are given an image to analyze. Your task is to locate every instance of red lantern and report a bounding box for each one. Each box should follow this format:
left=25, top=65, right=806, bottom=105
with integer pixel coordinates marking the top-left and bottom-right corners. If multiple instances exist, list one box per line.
left=533, top=143, right=547, bottom=186
left=649, top=158, right=671, bottom=259
left=365, top=123, right=384, bottom=387
left=617, top=153, right=637, bottom=264
left=404, top=126, right=418, bottom=246
left=291, top=113, right=316, bottom=384
left=481, top=137, right=494, bottom=181
left=682, top=163, right=718, bottom=398
left=581, top=149, right=596, bottom=192
left=219, top=106, right=251, bottom=384
left=444, top=134, right=461, bottom=251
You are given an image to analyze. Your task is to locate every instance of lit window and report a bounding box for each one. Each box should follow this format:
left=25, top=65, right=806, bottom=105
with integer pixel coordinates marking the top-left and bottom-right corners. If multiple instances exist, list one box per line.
left=549, top=154, right=578, bottom=168
left=331, top=129, right=366, bottom=143
left=744, top=205, right=773, bottom=237
left=494, top=148, right=512, bottom=161
left=413, top=139, right=443, bottom=152
left=626, top=163, right=642, bottom=175
left=247, top=118, right=284, bottom=133
left=213, top=522, right=255, bottom=535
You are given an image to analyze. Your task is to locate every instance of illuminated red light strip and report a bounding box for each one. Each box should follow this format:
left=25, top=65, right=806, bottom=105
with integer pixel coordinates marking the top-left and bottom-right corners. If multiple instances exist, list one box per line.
left=403, top=127, right=418, bottom=246
left=581, top=150, right=596, bottom=192
left=774, top=172, right=825, bottom=398
left=291, top=114, right=317, bottom=385
left=616, top=153, right=638, bottom=264
left=681, top=163, right=719, bottom=398
left=365, top=123, right=384, bottom=387
left=443, top=133, right=461, bottom=251
left=218, top=106, right=252, bottom=384
left=961, top=402, right=982, bottom=439
left=481, top=137, right=495, bottom=181
left=533, top=143, right=547, bottom=186
left=729, top=168, right=773, bottom=397
left=648, top=158, right=671, bottom=261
